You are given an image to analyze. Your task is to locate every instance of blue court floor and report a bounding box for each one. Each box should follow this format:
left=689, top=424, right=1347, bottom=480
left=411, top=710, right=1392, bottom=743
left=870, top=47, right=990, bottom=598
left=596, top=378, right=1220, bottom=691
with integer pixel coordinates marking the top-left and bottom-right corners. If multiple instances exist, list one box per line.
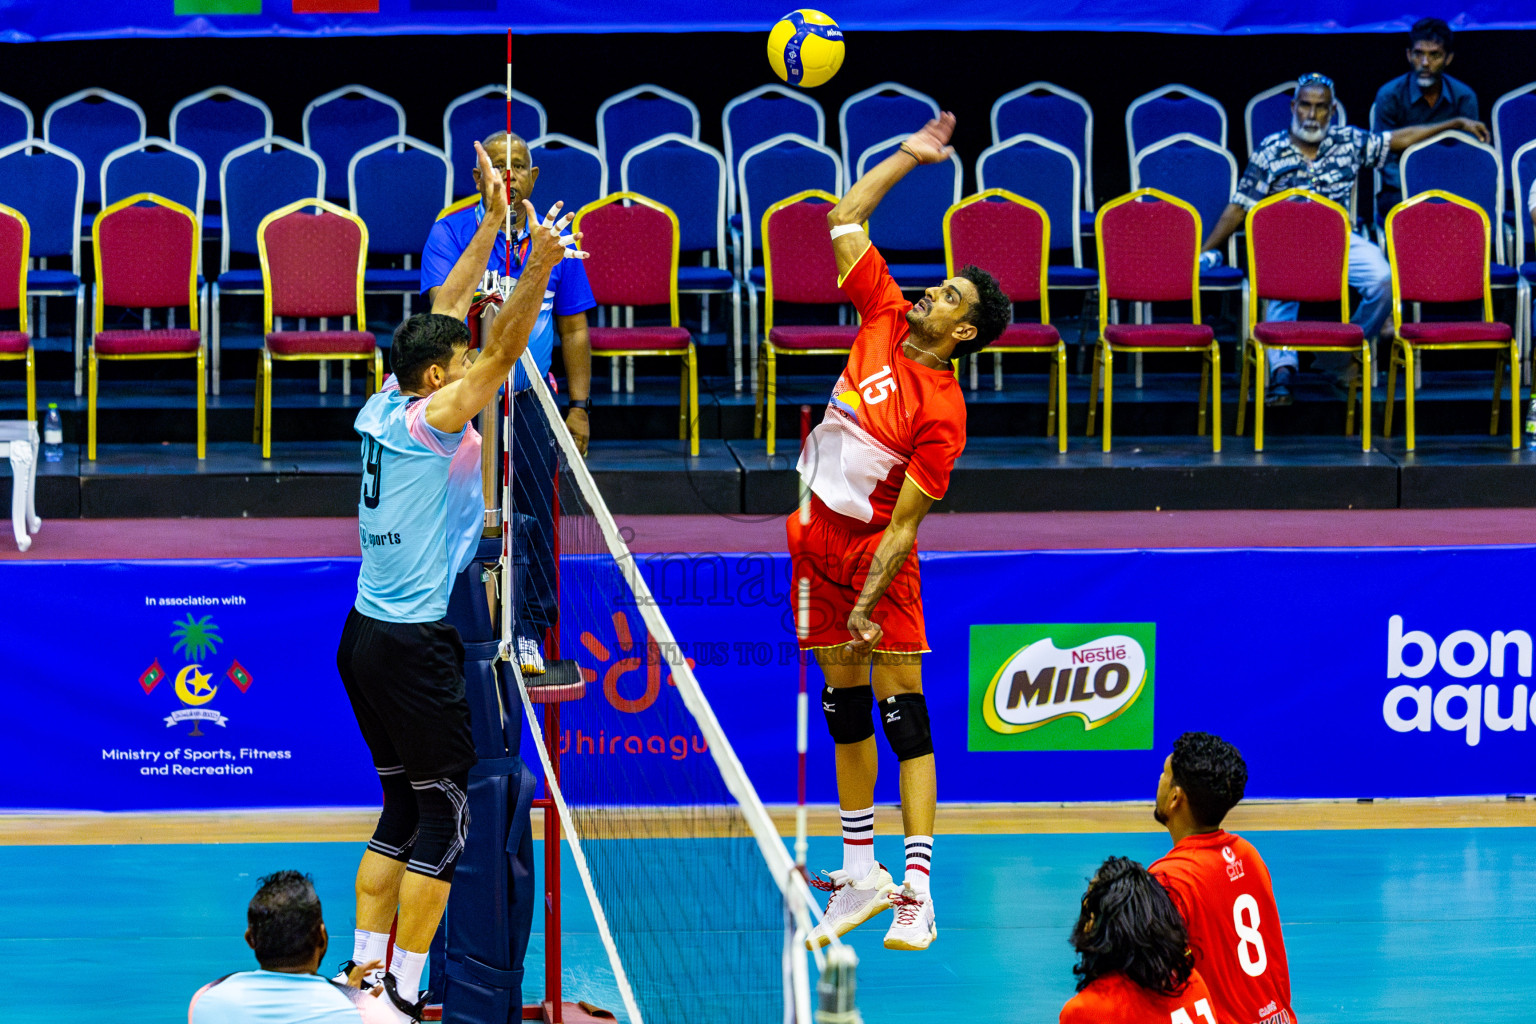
left=5, top=827, right=1535, bottom=1023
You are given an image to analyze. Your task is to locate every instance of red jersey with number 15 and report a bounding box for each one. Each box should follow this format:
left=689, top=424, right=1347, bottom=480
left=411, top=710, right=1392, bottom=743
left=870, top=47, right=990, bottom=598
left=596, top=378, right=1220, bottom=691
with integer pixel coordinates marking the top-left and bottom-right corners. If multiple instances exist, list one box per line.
left=1151, top=831, right=1295, bottom=1024
left=796, top=244, right=966, bottom=530
left=1060, top=969, right=1217, bottom=1024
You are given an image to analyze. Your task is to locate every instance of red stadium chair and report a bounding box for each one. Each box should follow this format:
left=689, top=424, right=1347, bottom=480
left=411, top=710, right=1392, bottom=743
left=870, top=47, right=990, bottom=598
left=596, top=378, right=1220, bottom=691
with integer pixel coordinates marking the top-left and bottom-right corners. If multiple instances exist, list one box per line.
left=254, top=198, right=378, bottom=459
left=943, top=188, right=1067, bottom=451
left=89, top=193, right=204, bottom=461
left=754, top=189, right=856, bottom=456
left=0, top=203, right=35, bottom=422
left=1238, top=188, right=1370, bottom=451
left=1087, top=188, right=1220, bottom=453
left=1383, top=190, right=1520, bottom=450
left=573, top=192, right=699, bottom=456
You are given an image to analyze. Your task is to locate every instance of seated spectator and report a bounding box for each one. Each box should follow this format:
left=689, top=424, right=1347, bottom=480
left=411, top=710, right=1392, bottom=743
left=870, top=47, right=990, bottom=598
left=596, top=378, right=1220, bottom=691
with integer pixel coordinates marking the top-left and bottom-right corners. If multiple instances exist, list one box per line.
left=190, top=870, right=388, bottom=1024
left=1059, top=855, right=1214, bottom=1024
left=1373, top=18, right=1479, bottom=223
left=1201, top=73, right=1488, bottom=406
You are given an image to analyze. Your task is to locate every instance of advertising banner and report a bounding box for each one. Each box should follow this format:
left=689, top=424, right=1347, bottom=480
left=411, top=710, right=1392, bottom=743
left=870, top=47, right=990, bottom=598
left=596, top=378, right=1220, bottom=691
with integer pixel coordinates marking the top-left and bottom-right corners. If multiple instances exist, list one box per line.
left=6, top=545, right=1536, bottom=811
left=0, top=0, right=1531, bottom=43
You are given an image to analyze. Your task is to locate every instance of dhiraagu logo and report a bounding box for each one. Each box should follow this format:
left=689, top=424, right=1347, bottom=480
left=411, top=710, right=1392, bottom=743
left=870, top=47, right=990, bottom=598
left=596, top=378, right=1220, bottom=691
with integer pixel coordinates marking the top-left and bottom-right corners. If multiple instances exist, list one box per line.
left=969, top=623, right=1156, bottom=751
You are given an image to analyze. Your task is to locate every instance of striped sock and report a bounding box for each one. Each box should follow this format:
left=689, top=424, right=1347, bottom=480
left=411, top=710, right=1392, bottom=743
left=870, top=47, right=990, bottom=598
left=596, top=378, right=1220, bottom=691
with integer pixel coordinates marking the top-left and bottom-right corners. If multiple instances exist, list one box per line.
left=840, top=806, right=875, bottom=881
left=905, top=834, right=933, bottom=893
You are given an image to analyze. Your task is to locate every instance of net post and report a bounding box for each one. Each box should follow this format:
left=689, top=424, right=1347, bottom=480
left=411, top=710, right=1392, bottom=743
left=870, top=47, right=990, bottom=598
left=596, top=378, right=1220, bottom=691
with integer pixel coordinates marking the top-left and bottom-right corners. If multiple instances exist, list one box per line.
left=815, top=946, right=862, bottom=1024
left=795, top=403, right=812, bottom=873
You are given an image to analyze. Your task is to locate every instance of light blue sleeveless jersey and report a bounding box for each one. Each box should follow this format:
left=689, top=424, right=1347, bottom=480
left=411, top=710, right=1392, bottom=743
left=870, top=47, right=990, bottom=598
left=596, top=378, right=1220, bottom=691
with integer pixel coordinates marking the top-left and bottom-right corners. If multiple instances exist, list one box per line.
left=354, top=389, right=466, bottom=623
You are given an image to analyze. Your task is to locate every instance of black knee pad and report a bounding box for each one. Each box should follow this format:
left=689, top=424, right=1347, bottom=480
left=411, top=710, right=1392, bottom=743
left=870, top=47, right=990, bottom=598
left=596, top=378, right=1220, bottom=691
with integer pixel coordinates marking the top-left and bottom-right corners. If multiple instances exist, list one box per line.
left=822, top=684, right=876, bottom=745
left=366, top=765, right=419, bottom=862
left=880, top=692, right=933, bottom=761
left=405, top=771, right=471, bottom=882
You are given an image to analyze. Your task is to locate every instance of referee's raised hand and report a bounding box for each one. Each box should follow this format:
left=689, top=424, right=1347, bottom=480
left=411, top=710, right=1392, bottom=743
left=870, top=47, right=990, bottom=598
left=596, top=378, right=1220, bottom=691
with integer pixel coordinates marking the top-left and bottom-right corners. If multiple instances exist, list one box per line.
left=474, top=141, right=508, bottom=224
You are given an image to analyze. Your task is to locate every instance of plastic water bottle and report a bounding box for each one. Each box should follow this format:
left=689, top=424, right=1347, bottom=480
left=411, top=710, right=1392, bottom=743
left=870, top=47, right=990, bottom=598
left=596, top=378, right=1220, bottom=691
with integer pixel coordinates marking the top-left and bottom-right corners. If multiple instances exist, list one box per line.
left=1199, top=250, right=1225, bottom=271
left=1524, top=400, right=1536, bottom=451
left=42, top=403, right=62, bottom=462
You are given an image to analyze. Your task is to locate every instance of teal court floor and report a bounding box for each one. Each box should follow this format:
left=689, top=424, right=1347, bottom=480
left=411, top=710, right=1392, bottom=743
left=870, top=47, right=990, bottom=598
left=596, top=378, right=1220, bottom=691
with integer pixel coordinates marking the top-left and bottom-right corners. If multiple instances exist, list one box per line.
left=4, top=827, right=1535, bottom=1023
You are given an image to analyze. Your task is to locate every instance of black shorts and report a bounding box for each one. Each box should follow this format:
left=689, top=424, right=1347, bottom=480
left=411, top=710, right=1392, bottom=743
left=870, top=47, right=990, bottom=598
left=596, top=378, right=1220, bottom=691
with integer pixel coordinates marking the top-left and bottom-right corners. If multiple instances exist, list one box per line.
left=337, top=607, right=477, bottom=781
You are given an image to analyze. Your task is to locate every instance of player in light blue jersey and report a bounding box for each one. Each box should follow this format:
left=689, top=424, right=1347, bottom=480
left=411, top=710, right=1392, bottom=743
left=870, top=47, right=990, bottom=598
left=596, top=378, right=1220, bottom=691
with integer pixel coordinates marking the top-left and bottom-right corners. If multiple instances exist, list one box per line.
left=335, top=140, right=580, bottom=1024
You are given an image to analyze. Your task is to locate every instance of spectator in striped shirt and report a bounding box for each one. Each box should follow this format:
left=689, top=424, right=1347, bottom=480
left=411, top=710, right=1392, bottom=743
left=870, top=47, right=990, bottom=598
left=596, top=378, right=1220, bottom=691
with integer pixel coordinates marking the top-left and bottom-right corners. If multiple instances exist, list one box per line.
left=1200, top=73, right=1487, bottom=406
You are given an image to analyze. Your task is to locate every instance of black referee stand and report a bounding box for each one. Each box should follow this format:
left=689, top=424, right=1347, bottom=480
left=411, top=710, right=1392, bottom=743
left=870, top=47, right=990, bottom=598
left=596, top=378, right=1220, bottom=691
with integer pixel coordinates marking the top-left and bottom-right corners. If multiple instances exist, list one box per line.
left=428, top=531, right=538, bottom=1024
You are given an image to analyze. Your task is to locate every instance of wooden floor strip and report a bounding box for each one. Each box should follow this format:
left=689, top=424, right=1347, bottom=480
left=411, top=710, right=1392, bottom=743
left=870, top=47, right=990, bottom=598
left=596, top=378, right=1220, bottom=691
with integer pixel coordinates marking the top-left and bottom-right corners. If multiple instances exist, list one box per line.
left=4, top=797, right=1533, bottom=846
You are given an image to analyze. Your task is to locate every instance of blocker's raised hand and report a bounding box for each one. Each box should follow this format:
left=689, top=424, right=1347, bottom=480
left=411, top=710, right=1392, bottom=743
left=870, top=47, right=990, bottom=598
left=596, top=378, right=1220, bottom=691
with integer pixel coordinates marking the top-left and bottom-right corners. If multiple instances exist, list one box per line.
left=474, top=141, right=507, bottom=223
left=902, top=112, right=957, bottom=164
left=533, top=199, right=589, bottom=260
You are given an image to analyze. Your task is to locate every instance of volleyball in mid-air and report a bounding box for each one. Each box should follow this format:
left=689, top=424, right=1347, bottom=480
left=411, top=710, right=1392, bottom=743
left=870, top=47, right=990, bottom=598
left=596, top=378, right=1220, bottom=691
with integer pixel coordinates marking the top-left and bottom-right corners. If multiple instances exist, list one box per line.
left=767, top=9, right=845, bottom=89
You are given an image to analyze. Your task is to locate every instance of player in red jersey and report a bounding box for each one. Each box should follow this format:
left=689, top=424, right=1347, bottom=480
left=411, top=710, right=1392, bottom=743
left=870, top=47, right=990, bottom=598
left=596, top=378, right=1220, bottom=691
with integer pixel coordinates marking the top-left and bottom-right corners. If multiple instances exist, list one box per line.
left=1150, top=732, right=1296, bottom=1024
left=1060, top=856, right=1217, bottom=1024
left=792, top=112, right=1012, bottom=953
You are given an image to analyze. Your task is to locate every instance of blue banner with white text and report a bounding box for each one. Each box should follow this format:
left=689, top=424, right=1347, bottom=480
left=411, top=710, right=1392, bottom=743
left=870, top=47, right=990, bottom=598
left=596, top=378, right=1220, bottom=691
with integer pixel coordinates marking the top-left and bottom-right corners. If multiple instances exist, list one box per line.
left=0, top=1, right=1531, bottom=43
left=4, top=548, right=1535, bottom=811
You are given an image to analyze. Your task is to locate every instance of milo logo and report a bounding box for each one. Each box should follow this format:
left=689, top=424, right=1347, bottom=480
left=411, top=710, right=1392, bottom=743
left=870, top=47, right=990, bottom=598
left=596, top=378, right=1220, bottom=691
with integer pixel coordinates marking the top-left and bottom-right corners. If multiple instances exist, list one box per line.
left=969, top=623, right=1156, bottom=752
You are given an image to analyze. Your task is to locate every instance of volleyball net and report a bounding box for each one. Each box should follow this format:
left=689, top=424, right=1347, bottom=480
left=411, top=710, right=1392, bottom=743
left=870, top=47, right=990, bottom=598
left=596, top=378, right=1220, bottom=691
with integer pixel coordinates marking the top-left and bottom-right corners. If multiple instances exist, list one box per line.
left=499, top=350, right=859, bottom=1024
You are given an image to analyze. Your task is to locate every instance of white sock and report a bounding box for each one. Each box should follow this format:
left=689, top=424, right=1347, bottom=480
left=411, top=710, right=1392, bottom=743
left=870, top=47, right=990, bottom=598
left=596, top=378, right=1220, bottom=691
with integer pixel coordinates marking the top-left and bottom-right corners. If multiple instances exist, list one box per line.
left=905, top=834, right=933, bottom=894
left=353, top=929, right=389, bottom=968
left=840, top=806, right=875, bottom=881
left=389, top=946, right=429, bottom=1004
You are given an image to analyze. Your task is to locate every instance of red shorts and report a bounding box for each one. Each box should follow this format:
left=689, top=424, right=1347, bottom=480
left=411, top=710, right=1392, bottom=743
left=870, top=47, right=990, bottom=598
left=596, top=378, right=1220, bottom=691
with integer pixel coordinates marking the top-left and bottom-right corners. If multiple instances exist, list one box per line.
left=785, top=498, right=928, bottom=655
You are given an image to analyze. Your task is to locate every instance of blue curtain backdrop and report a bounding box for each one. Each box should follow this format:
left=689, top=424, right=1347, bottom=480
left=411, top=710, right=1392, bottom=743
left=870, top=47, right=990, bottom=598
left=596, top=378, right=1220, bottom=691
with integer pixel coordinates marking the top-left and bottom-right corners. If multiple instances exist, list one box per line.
left=0, top=2, right=1531, bottom=43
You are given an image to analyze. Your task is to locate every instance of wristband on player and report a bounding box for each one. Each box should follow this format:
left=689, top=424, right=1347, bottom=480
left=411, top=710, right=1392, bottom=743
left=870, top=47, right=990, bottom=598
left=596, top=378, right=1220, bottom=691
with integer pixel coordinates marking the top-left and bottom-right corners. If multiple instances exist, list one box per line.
left=829, top=223, right=863, bottom=240
left=899, top=141, right=921, bottom=162
left=567, top=398, right=591, bottom=412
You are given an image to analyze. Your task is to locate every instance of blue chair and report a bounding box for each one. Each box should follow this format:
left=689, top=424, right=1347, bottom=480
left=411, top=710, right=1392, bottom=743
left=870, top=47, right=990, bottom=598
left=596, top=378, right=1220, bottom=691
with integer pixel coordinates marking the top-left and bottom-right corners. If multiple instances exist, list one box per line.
left=595, top=85, right=699, bottom=190
left=1132, top=134, right=1246, bottom=339
left=855, top=135, right=961, bottom=290
left=1125, top=85, right=1226, bottom=162
left=990, top=82, right=1094, bottom=228
left=349, top=135, right=452, bottom=317
left=737, top=134, right=841, bottom=388
left=0, top=140, right=85, bottom=393
left=527, top=134, right=606, bottom=223
left=1244, top=81, right=1346, bottom=158
left=101, top=138, right=207, bottom=276
left=442, top=85, right=547, bottom=199
left=169, top=87, right=271, bottom=232
left=215, top=136, right=325, bottom=394
left=0, top=92, right=33, bottom=149
left=302, top=85, right=406, bottom=202
left=722, top=84, right=824, bottom=218
left=42, top=88, right=146, bottom=212
left=1511, top=139, right=1536, bottom=361
left=839, top=83, right=939, bottom=189
left=1492, top=83, right=1536, bottom=210
left=977, top=133, right=1094, bottom=291
left=621, top=134, right=739, bottom=383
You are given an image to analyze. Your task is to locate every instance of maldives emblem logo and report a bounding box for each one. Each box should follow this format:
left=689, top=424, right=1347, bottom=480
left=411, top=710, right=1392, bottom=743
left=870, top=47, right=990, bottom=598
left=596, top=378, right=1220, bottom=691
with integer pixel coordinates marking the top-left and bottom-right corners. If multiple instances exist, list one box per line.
left=138, top=614, right=253, bottom=735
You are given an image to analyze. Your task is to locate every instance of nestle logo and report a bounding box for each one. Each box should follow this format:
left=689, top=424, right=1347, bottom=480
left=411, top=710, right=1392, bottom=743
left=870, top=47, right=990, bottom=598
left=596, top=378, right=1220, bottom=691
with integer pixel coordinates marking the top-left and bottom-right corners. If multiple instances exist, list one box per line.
left=1071, top=644, right=1126, bottom=665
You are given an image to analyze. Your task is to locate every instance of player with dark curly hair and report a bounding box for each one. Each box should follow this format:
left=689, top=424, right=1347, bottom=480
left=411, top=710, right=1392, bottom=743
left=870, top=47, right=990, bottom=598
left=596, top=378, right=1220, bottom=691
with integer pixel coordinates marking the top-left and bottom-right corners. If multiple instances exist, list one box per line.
left=794, top=112, right=1011, bottom=954
left=1059, top=856, right=1216, bottom=1023
left=1151, top=732, right=1295, bottom=1024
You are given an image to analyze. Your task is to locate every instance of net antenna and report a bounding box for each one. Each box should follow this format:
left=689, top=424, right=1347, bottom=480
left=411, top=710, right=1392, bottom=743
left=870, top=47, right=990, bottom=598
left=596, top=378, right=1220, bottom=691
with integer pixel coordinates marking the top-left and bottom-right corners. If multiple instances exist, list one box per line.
left=504, top=350, right=854, bottom=1024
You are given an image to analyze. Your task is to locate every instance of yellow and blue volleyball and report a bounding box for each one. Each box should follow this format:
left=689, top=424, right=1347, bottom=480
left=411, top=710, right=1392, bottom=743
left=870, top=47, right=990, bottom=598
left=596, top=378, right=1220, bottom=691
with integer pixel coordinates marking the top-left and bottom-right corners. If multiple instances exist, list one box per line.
left=767, top=9, right=845, bottom=89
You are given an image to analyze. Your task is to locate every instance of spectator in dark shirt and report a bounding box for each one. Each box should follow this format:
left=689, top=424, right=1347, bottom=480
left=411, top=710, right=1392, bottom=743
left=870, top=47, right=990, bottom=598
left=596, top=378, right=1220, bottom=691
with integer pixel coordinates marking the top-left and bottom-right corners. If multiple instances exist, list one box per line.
left=1373, top=17, right=1480, bottom=221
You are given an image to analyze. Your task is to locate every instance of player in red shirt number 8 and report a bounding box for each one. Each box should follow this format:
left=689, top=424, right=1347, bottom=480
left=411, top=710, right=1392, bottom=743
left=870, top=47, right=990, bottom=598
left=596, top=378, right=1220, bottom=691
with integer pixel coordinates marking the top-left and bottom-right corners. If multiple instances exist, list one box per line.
left=1150, top=733, right=1296, bottom=1024
left=793, top=113, right=1013, bottom=953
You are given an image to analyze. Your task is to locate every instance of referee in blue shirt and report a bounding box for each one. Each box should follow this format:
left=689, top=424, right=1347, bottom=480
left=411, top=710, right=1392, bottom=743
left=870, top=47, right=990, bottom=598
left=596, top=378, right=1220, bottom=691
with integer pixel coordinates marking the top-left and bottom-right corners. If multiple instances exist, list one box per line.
left=420, top=131, right=595, bottom=677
